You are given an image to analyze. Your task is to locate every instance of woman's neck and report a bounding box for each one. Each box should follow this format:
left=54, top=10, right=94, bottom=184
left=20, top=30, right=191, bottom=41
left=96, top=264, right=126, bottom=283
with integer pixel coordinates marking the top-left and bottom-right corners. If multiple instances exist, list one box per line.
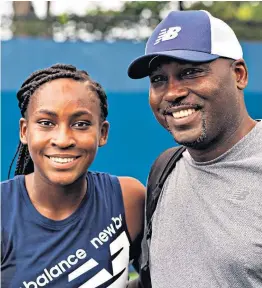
left=25, top=172, right=87, bottom=220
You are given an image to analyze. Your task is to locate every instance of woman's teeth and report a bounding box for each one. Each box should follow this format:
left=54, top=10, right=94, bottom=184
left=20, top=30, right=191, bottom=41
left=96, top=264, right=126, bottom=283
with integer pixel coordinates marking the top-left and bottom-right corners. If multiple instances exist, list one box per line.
left=50, top=157, right=75, bottom=164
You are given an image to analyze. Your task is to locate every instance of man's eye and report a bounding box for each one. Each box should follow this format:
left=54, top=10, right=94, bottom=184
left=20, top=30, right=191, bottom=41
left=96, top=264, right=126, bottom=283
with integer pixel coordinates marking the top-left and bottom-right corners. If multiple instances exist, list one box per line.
left=73, top=121, right=90, bottom=128
left=38, top=120, right=54, bottom=127
left=180, top=68, right=202, bottom=78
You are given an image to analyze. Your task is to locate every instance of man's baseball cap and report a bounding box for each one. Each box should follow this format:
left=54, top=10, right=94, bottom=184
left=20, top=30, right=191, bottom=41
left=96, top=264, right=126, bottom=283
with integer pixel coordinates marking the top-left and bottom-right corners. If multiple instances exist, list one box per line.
left=128, top=10, right=243, bottom=79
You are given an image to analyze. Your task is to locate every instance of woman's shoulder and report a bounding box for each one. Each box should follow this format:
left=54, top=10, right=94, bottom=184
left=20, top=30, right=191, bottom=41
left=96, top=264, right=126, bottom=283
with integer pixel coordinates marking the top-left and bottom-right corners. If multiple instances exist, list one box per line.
left=88, top=171, right=145, bottom=198
left=87, top=171, right=117, bottom=185
left=1, top=175, right=24, bottom=194
left=117, top=177, right=145, bottom=199
left=1, top=176, right=25, bottom=226
left=117, top=177, right=145, bottom=242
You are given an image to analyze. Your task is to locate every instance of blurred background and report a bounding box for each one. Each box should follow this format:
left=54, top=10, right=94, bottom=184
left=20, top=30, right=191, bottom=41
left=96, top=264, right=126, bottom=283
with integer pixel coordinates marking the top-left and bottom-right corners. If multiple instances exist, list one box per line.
left=1, top=1, right=262, bottom=184
left=1, top=0, right=262, bottom=279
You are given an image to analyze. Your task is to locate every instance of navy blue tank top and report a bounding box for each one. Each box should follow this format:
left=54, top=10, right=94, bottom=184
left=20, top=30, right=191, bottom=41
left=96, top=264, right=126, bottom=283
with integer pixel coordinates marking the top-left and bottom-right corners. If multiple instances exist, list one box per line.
left=1, top=172, right=132, bottom=288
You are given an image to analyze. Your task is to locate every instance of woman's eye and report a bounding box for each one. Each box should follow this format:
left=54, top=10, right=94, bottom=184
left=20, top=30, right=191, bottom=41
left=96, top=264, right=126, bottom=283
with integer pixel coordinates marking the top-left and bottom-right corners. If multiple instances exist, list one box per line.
left=73, top=121, right=90, bottom=128
left=38, top=120, right=54, bottom=127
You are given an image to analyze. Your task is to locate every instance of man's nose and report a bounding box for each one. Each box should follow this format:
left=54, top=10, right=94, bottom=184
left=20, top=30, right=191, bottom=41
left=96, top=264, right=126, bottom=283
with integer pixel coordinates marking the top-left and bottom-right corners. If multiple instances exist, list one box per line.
left=163, top=78, right=189, bottom=103
left=50, top=126, right=76, bottom=148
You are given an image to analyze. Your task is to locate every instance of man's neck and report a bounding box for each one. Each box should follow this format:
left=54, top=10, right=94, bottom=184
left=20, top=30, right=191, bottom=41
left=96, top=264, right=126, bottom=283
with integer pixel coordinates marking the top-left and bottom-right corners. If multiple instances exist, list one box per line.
left=187, top=117, right=257, bottom=162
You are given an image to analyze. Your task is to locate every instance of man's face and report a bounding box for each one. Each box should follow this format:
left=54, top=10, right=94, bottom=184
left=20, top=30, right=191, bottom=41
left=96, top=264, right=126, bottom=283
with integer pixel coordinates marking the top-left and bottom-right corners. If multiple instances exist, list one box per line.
left=149, top=57, right=246, bottom=149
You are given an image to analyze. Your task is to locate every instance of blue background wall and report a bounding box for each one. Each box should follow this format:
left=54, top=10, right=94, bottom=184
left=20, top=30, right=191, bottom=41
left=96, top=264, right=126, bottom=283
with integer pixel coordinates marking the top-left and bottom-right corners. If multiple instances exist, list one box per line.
left=2, top=39, right=262, bottom=183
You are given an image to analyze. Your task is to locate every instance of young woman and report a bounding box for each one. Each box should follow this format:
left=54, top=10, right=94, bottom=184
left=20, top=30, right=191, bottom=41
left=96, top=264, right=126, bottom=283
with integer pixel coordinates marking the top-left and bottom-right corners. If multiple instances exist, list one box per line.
left=1, top=64, right=145, bottom=287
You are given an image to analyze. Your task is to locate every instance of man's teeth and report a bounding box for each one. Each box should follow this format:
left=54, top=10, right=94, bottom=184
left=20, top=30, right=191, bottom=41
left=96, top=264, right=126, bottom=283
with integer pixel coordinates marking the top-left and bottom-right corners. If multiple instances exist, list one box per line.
left=49, top=157, right=75, bottom=164
left=172, top=108, right=196, bottom=119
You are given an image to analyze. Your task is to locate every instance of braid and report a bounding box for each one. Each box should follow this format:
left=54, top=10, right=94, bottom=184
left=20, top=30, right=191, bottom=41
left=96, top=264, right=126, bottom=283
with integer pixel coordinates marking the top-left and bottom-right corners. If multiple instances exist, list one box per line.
left=9, top=64, right=108, bottom=178
left=89, top=81, right=108, bottom=120
left=14, top=144, right=32, bottom=176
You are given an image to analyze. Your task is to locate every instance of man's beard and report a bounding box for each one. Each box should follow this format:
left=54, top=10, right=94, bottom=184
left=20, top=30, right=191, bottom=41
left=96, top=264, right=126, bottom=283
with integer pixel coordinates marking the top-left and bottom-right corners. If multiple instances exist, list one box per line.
left=171, top=118, right=208, bottom=148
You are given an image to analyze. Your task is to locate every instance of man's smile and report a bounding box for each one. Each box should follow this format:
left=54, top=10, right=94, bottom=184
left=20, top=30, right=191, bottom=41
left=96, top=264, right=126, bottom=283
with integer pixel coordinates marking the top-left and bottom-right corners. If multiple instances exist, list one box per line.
left=162, top=104, right=202, bottom=123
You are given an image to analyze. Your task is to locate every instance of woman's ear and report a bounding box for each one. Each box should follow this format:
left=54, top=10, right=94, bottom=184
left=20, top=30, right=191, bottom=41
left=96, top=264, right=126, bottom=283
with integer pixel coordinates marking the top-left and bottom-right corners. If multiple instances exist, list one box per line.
left=232, top=59, right=248, bottom=90
left=19, top=118, right=28, bottom=145
left=99, top=121, right=110, bottom=147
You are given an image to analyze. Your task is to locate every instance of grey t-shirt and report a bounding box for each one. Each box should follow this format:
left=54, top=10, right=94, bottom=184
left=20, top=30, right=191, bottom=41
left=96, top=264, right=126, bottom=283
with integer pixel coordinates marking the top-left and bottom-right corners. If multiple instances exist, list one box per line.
left=150, top=121, right=262, bottom=288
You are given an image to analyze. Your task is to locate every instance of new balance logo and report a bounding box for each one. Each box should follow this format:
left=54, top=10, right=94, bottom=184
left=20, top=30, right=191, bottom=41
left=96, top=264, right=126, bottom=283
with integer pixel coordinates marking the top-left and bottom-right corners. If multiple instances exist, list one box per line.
left=21, top=249, right=87, bottom=287
left=72, top=232, right=130, bottom=287
left=90, top=214, right=122, bottom=249
left=231, top=190, right=250, bottom=201
left=20, top=230, right=130, bottom=287
left=154, top=26, right=181, bottom=45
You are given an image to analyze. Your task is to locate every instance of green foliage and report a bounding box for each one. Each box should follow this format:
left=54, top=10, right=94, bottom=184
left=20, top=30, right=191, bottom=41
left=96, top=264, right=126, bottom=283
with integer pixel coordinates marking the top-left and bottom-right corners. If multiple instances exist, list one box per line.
left=76, top=1, right=262, bottom=41
left=58, top=13, right=69, bottom=25
left=11, top=19, right=52, bottom=38
left=188, top=1, right=262, bottom=21
left=129, top=271, right=139, bottom=280
left=5, top=1, right=262, bottom=41
left=121, top=1, right=169, bottom=18
left=186, top=1, right=262, bottom=40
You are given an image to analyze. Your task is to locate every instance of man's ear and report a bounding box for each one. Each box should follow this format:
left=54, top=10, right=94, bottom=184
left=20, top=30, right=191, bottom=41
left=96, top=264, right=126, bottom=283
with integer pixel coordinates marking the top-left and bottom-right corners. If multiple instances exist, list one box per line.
left=99, top=121, right=110, bottom=147
left=19, top=118, right=28, bottom=145
left=232, top=59, right=248, bottom=90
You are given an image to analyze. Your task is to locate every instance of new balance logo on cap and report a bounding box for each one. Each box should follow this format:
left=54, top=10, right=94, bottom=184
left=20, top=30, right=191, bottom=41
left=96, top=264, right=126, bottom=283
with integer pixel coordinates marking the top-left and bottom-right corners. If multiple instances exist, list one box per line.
left=128, top=10, right=243, bottom=79
left=154, top=27, right=182, bottom=45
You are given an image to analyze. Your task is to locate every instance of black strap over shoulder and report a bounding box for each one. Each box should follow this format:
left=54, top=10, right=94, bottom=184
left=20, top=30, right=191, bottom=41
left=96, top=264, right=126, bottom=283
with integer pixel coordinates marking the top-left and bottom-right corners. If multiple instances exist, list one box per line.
left=137, top=145, right=186, bottom=288
left=146, top=145, right=186, bottom=224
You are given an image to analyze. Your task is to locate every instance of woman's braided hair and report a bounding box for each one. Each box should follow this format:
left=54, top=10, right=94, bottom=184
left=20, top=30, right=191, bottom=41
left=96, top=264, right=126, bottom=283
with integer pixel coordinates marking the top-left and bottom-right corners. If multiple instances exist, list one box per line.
left=8, top=64, right=108, bottom=178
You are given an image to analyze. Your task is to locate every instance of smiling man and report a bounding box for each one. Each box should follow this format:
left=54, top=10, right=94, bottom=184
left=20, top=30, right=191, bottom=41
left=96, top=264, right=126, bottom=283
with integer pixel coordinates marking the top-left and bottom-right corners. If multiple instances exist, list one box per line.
left=127, top=10, right=262, bottom=288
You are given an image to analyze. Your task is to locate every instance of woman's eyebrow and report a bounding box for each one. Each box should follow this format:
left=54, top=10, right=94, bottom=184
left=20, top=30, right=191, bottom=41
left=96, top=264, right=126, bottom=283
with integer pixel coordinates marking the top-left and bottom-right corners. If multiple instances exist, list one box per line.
left=70, top=110, right=92, bottom=118
left=34, top=109, right=58, bottom=117
left=33, top=109, right=92, bottom=118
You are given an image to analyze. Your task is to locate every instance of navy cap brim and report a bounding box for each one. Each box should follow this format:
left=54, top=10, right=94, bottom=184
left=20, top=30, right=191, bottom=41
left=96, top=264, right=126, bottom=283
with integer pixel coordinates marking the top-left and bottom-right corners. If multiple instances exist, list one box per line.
left=128, top=50, right=219, bottom=79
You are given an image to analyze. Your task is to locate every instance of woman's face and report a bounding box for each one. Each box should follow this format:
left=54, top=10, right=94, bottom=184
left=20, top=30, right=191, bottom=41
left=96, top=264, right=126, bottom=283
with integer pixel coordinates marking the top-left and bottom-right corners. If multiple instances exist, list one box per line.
left=20, top=78, right=109, bottom=186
